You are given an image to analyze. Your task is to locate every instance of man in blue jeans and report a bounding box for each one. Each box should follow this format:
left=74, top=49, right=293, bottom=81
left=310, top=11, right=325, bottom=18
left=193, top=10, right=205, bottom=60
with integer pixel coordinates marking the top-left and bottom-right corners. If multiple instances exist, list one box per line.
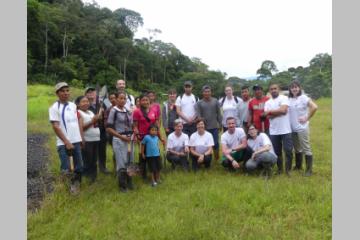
left=49, top=82, right=84, bottom=194
left=264, top=83, right=294, bottom=175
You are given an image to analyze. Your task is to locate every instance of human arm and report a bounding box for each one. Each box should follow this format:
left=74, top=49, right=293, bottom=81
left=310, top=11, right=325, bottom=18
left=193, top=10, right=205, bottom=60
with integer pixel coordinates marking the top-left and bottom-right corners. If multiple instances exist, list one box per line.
left=51, top=121, right=74, bottom=150
left=251, top=144, right=271, bottom=160
left=299, top=99, right=318, bottom=124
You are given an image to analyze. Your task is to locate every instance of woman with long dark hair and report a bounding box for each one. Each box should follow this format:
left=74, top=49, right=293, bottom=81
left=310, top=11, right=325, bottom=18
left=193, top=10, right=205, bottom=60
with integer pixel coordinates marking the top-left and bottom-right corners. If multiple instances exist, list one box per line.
left=133, top=93, right=164, bottom=180
left=288, top=81, right=318, bottom=176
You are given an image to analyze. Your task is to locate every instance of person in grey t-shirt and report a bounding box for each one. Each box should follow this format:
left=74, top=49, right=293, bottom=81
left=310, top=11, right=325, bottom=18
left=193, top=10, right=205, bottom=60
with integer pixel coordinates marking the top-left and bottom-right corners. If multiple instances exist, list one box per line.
left=195, top=85, right=222, bottom=161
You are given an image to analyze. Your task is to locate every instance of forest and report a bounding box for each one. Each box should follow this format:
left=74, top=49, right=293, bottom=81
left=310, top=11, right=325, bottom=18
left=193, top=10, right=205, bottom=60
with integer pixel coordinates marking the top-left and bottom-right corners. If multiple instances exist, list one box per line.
left=28, top=0, right=332, bottom=98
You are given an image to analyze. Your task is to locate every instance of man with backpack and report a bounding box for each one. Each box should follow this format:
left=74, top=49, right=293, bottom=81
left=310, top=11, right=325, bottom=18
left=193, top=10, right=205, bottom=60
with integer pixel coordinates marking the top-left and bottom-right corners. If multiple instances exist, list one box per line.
left=116, top=79, right=135, bottom=113
left=175, top=81, right=199, bottom=137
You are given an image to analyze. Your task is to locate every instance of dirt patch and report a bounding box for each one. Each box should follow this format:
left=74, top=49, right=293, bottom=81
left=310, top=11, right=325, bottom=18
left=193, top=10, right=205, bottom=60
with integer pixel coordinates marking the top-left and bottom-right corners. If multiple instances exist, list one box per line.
left=27, top=134, right=54, bottom=212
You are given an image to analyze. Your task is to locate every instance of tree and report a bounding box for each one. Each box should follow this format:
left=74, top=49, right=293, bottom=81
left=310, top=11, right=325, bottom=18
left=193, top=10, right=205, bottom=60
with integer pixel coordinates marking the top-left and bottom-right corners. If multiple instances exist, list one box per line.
left=256, top=60, right=278, bottom=80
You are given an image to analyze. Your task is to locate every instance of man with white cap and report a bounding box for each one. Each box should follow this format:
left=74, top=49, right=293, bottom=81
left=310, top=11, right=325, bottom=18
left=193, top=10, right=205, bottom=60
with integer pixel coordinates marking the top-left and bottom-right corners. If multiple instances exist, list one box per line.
left=49, top=82, right=83, bottom=194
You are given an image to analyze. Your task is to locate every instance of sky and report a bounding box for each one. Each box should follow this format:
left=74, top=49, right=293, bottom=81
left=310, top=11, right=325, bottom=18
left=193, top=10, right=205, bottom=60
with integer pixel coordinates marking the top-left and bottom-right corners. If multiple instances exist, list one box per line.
left=83, top=0, right=332, bottom=79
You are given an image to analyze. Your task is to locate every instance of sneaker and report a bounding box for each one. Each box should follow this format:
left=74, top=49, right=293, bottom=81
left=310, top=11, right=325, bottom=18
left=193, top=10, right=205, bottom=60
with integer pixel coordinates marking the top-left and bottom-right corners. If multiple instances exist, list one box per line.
left=151, top=182, right=158, bottom=187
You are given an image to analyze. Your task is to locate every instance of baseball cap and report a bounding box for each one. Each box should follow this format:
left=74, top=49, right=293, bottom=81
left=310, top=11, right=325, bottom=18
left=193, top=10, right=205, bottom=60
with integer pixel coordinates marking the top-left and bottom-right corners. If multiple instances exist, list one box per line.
left=55, top=82, right=69, bottom=93
left=252, top=84, right=263, bottom=90
left=184, top=81, right=193, bottom=86
left=201, top=85, right=211, bottom=92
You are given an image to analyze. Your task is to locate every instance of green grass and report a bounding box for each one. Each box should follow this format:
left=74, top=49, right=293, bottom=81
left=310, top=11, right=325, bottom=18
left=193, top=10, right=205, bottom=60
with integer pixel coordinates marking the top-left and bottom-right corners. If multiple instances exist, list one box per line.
left=27, top=85, right=332, bottom=240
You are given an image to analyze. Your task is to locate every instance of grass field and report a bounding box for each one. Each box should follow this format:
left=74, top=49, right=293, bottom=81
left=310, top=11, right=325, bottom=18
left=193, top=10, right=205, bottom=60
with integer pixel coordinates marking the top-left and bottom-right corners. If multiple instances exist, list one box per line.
left=27, top=84, right=332, bottom=239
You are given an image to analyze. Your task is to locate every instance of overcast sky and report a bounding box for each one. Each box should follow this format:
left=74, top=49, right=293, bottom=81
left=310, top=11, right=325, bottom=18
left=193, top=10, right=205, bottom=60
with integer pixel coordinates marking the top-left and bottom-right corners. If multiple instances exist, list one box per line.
left=83, top=0, right=332, bottom=79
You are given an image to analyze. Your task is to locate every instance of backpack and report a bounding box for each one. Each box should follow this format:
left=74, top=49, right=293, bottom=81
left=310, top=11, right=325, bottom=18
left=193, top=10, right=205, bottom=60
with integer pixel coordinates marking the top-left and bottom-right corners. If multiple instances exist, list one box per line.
left=179, top=94, right=199, bottom=103
left=220, top=96, right=239, bottom=107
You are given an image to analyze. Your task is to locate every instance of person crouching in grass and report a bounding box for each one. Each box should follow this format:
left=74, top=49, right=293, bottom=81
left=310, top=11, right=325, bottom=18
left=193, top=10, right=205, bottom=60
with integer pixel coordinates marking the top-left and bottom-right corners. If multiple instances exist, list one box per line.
left=189, top=118, right=214, bottom=172
left=245, top=125, right=277, bottom=178
left=220, top=117, right=253, bottom=172
left=141, top=124, right=162, bottom=187
left=75, top=96, right=101, bottom=184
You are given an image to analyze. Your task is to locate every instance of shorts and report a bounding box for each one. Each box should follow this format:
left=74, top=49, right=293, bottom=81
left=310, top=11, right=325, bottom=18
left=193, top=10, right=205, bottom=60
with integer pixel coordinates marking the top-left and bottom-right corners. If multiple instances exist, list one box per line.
left=146, top=156, right=162, bottom=173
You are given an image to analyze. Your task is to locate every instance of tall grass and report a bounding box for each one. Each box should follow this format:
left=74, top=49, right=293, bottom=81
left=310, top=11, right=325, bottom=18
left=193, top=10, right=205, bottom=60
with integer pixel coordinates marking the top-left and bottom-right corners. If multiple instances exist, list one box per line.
left=27, top=85, right=332, bottom=240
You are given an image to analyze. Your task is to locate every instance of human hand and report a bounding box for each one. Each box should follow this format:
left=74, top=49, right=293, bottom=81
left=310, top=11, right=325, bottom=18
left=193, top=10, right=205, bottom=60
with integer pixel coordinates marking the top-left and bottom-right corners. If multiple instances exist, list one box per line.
left=232, top=160, right=240, bottom=169
left=65, top=141, right=74, bottom=151
left=298, top=115, right=308, bottom=124
left=198, top=154, right=204, bottom=163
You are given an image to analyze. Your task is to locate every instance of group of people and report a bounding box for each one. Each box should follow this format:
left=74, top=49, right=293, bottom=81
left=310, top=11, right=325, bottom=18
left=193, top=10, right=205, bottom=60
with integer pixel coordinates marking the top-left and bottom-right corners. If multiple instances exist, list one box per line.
left=49, top=78, right=317, bottom=194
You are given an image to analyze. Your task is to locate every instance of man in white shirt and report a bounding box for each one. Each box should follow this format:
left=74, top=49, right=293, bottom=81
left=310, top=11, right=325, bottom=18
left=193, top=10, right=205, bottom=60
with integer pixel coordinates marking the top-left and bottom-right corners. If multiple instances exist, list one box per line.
left=175, top=81, right=199, bottom=137
left=166, top=120, right=190, bottom=171
left=49, top=82, right=83, bottom=194
left=264, top=83, right=294, bottom=175
left=220, top=117, right=253, bottom=171
left=116, top=79, right=135, bottom=112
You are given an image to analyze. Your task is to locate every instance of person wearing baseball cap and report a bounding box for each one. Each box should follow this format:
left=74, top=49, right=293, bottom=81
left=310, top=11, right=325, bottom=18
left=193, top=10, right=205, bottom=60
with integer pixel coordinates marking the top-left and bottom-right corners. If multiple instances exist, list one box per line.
left=84, top=85, right=111, bottom=174
left=49, top=82, right=83, bottom=195
left=247, top=84, right=270, bottom=135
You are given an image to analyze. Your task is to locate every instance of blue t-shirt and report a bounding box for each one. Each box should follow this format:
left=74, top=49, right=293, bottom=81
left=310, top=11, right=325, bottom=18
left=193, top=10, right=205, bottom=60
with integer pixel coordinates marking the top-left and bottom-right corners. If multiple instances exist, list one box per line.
left=141, top=135, right=160, bottom=157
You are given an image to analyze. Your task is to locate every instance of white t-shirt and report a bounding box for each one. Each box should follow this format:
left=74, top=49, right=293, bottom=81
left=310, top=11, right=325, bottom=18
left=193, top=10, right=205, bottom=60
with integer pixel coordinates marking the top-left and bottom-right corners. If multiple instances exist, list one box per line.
left=219, top=96, right=242, bottom=127
left=175, top=94, right=197, bottom=124
left=189, top=131, right=214, bottom=154
left=49, top=101, right=82, bottom=146
left=264, top=95, right=292, bottom=135
left=288, top=95, right=310, bottom=132
left=78, top=110, right=100, bottom=142
left=247, top=133, right=276, bottom=156
left=221, top=128, right=246, bottom=149
left=125, top=94, right=135, bottom=112
left=167, top=132, right=189, bottom=152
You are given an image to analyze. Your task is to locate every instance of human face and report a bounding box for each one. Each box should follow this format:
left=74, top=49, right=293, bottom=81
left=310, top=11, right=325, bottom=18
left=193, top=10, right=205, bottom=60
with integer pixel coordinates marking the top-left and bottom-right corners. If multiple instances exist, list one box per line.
left=109, top=94, right=117, bottom=106
left=174, top=122, right=183, bottom=134
left=269, top=85, right=280, bottom=98
left=149, top=127, right=158, bottom=136
left=117, top=94, right=127, bottom=108
left=196, top=121, right=205, bottom=134
left=78, top=97, right=90, bottom=111
left=56, top=87, right=70, bottom=102
left=148, top=92, right=156, bottom=103
left=226, top=119, right=236, bottom=133
left=241, top=88, right=250, bottom=100
left=85, top=90, right=96, bottom=103
left=202, top=89, right=211, bottom=100
left=116, top=79, right=126, bottom=91
left=168, top=92, right=177, bottom=102
left=254, top=89, right=263, bottom=99
left=290, top=84, right=301, bottom=97
left=248, top=126, right=258, bottom=139
left=184, top=85, right=192, bottom=94
left=140, top=96, right=150, bottom=109
left=224, top=87, right=233, bottom=97
left=135, top=98, right=140, bottom=108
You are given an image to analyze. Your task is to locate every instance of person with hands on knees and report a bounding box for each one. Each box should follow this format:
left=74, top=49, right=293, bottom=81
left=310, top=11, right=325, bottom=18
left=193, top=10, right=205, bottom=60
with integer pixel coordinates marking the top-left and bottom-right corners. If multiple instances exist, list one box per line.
left=188, top=118, right=214, bottom=172
left=141, top=125, right=163, bottom=187
left=166, top=119, right=190, bottom=171
left=49, top=82, right=83, bottom=195
left=220, top=117, right=253, bottom=172
left=245, top=125, right=277, bottom=178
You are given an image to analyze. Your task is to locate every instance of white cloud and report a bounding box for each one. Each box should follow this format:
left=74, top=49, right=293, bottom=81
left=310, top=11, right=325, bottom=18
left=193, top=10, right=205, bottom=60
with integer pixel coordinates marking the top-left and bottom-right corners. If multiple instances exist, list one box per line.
left=83, top=0, right=332, bottom=78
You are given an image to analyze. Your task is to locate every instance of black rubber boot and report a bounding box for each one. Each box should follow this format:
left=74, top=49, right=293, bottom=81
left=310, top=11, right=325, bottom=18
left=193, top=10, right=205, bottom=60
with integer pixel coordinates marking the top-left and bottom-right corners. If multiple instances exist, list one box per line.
left=277, top=157, right=283, bottom=175
left=304, top=155, right=313, bottom=177
left=126, top=174, right=134, bottom=190
left=118, top=169, right=127, bottom=192
left=293, top=153, right=303, bottom=170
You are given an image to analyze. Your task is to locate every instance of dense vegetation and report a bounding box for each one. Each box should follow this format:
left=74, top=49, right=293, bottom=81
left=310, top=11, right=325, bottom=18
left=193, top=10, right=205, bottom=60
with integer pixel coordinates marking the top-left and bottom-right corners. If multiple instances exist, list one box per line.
left=28, top=0, right=332, bottom=99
